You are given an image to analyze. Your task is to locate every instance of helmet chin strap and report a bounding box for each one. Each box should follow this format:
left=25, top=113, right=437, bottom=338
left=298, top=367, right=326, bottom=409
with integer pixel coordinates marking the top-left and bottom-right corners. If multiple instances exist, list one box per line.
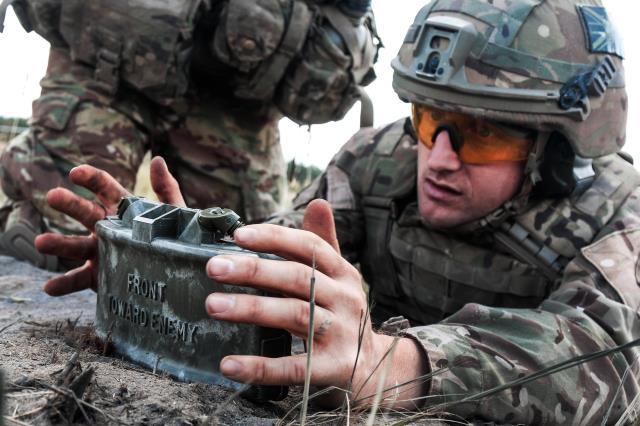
left=571, top=156, right=596, bottom=196
left=531, top=132, right=596, bottom=199
left=525, top=131, right=549, bottom=187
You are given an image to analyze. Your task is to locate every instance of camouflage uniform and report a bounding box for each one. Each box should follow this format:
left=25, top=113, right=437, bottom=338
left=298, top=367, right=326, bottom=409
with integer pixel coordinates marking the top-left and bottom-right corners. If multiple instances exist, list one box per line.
left=1, top=48, right=284, bottom=229
left=0, top=0, right=379, bottom=268
left=269, top=0, right=640, bottom=422
left=270, top=119, right=640, bottom=424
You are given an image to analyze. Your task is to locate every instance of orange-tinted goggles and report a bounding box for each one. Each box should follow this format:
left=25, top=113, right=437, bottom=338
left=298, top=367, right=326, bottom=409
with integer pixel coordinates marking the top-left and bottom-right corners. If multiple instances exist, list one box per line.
left=412, top=105, right=535, bottom=164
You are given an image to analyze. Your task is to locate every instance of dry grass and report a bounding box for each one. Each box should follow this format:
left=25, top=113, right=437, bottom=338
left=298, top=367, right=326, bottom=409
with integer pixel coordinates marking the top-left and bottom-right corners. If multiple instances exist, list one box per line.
left=300, top=250, right=317, bottom=425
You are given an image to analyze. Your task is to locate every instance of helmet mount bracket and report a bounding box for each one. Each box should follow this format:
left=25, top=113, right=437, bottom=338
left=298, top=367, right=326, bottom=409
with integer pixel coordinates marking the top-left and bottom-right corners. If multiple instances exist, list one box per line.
left=412, top=16, right=478, bottom=85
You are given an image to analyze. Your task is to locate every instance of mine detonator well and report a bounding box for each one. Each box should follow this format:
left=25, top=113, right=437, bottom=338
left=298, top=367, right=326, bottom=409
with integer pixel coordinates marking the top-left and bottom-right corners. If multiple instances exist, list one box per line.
left=95, top=196, right=291, bottom=402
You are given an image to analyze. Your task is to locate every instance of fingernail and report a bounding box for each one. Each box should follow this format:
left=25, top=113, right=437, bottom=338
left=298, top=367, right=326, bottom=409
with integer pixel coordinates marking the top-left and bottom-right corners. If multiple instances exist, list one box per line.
left=221, top=358, right=243, bottom=377
left=234, top=227, right=257, bottom=243
left=206, top=294, right=235, bottom=314
left=208, top=257, right=234, bottom=276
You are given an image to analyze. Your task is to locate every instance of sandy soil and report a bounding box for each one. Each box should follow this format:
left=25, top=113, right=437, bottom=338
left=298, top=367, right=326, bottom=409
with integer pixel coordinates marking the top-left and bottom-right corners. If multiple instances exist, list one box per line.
left=0, top=256, right=296, bottom=425
left=0, top=255, right=446, bottom=426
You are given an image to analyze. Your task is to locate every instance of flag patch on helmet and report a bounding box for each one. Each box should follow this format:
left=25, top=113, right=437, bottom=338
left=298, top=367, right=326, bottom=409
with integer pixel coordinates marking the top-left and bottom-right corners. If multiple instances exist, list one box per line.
left=578, top=6, right=624, bottom=58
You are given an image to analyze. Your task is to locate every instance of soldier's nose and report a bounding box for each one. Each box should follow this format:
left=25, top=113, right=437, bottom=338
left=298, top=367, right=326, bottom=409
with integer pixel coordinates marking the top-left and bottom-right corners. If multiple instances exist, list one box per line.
left=426, top=130, right=462, bottom=172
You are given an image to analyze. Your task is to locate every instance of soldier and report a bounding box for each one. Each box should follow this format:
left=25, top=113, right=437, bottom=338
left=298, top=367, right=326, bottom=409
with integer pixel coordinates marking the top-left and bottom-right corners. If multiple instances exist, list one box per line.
left=0, top=0, right=380, bottom=270
left=34, top=0, right=640, bottom=423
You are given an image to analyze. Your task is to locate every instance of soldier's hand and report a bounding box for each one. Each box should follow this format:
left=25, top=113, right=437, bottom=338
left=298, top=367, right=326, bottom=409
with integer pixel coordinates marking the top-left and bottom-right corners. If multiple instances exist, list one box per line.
left=36, top=157, right=186, bottom=296
left=204, top=200, right=427, bottom=408
left=149, top=156, right=186, bottom=207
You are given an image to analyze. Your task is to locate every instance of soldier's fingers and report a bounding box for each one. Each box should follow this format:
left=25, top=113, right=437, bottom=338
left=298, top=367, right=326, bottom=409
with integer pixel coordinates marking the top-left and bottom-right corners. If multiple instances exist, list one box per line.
left=47, top=188, right=106, bottom=231
left=302, top=199, right=340, bottom=254
left=206, top=294, right=333, bottom=337
left=233, top=224, right=352, bottom=280
left=35, top=233, right=96, bottom=260
left=206, top=256, right=336, bottom=305
left=150, top=156, right=186, bottom=207
left=220, top=354, right=328, bottom=386
left=43, top=261, right=95, bottom=296
left=69, top=165, right=129, bottom=210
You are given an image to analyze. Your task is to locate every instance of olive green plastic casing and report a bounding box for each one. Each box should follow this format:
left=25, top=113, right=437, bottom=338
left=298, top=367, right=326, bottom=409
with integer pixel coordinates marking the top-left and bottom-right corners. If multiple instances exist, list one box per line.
left=95, top=197, right=290, bottom=401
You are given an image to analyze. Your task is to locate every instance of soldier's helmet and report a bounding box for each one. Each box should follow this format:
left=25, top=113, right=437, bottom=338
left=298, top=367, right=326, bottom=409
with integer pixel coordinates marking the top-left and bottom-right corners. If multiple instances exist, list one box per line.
left=392, top=0, right=626, bottom=193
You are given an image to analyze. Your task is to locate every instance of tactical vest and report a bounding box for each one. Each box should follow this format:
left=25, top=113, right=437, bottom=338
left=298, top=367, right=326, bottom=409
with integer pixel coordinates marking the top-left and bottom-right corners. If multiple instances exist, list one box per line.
left=341, top=118, right=640, bottom=326
left=1, top=0, right=206, bottom=104
left=1, top=0, right=379, bottom=124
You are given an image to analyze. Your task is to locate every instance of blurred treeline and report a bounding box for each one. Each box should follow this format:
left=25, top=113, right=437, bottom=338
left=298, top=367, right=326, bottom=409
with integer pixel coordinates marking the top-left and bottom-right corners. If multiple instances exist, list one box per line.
left=287, top=160, right=322, bottom=187
left=0, top=116, right=28, bottom=143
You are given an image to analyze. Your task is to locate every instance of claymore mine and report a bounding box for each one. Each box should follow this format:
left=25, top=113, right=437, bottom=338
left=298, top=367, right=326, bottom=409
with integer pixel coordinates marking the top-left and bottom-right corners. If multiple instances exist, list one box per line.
left=95, top=197, right=290, bottom=401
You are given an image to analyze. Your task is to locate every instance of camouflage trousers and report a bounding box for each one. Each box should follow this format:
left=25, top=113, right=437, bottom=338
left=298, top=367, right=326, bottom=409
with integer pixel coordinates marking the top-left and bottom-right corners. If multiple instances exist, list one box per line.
left=0, top=48, right=286, bottom=268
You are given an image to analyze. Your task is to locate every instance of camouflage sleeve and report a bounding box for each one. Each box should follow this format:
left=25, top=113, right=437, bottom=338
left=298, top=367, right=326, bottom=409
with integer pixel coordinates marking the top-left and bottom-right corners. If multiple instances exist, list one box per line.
left=267, top=127, right=381, bottom=262
left=405, top=194, right=640, bottom=423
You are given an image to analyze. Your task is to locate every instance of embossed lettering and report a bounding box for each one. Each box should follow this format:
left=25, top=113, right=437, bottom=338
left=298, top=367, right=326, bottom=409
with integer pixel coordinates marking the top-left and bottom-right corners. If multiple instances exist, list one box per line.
left=176, top=321, right=186, bottom=342
left=108, top=295, right=197, bottom=345
left=127, top=274, right=167, bottom=302
left=149, top=282, right=157, bottom=300
left=187, top=324, right=198, bottom=344
left=151, top=313, right=159, bottom=331
left=139, top=308, right=148, bottom=327
left=147, top=312, right=197, bottom=344
left=110, top=297, right=118, bottom=314
left=117, top=298, right=126, bottom=317
left=108, top=296, right=150, bottom=328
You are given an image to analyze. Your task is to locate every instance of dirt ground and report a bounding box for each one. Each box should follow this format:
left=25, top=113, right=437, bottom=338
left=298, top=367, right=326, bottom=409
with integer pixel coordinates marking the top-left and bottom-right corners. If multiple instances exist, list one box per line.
left=0, top=255, right=302, bottom=425
left=0, top=256, right=446, bottom=426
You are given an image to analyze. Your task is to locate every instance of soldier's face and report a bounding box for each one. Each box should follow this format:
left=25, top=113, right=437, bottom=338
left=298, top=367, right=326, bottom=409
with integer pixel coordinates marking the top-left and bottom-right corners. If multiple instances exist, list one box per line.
left=417, top=129, right=526, bottom=228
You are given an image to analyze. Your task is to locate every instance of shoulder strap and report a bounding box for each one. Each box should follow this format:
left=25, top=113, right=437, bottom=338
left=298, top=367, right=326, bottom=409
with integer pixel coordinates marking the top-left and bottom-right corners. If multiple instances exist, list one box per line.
left=321, top=5, right=379, bottom=128
left=351, top=118, right=417, bottom=200
left=356, top=118, right=416, bottom=301
left=358, top=87, right=374, bottom=128
left=234, top=0, right=313, bottom=100
left=494, top=222, right=565, bottom=284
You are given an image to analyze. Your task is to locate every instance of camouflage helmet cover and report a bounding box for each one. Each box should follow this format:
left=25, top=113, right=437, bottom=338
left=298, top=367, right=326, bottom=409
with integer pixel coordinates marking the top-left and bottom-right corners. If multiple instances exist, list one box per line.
left=392, top=0, right=627, bottom=158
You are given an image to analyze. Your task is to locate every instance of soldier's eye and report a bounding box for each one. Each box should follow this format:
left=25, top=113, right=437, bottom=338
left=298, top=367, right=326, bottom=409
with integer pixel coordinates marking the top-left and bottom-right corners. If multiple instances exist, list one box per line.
left=478, top=126, right=491, bottom=138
